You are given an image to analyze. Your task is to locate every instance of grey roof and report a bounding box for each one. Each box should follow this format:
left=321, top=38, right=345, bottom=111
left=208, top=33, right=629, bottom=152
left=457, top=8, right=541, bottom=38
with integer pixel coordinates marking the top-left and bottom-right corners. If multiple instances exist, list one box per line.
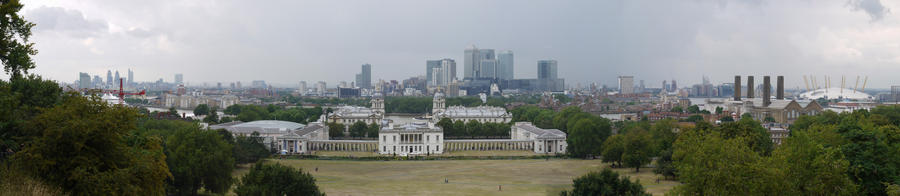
left=295, top=123, right=325, bottom=137
left=332, top=106, right=380, bottom=118
left=515, top=123, right=566, bottom=139
left=209, top=120, right=305, bottom=135
left=380, top=123, right=442, bottom=133
left=435, top=106, right=510, bottom=118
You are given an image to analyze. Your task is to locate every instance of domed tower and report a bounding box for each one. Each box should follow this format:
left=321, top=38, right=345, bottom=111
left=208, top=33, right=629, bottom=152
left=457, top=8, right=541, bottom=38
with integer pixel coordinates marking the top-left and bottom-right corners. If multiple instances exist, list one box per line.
left=432, top=92, right=445, bottom=115
left=371, top=92, right=385, bottom=115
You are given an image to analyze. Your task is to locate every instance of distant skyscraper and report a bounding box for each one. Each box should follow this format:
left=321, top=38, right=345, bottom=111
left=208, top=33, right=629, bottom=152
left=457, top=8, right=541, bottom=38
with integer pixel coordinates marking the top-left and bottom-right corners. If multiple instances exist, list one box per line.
left=481, top=59, right=496, bottom=79
left=441, top=58, right=456, bottom=85
left=236, top=81, right=242, bottom=89
left=127, top=69, right=134, bottom=86
left=662, top=80, right=668, bottom=92
left=671, top=80, right=677, bottom=91
left=537, top=60, right=558, bottom=80
left=619, top=76, right=634, bottom=94
left=79, top=72, right=91, bottom=89
left=426, top=60, right=441, bottom=86
left=92, top=75, right=102, bottom=88
left=893, top=85, right=900, bottom=102
left=317, top=81, right=327, bottom=95
left=479, top=49, right=496, bottom=79
left=356, top=64, right=372, bottom=89
left=175, top=74, right=183, bottom=84
left=464, top=45, right=479, bottom=80
left=114, top=71, right=120, bottom=86
left=431, top=67, right=443, bottom=87
left=299, top=81, right=307, bottom=95
left=498, top=50, right=514, bottom=80
left=106, top=70, right=113, bottom=88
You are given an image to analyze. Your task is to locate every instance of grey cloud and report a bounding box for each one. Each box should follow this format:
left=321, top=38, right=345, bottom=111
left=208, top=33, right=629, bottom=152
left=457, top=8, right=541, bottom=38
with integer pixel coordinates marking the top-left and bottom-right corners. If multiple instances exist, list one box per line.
left=848, top=0, right=890, bottom=21
left=26, top=6, right=108, bottom=37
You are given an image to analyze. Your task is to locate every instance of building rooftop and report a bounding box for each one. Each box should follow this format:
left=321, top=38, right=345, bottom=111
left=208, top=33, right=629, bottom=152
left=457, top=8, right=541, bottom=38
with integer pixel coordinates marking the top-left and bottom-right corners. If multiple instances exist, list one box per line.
left=514, top=122, right=566, bottom=139
left=435, top=106, right=510, bottom=118
left=209, top=120, right=305, bottom=135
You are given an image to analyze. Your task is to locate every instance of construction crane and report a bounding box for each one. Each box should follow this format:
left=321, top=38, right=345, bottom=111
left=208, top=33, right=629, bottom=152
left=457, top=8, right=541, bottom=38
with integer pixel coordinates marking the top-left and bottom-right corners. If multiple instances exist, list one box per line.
left=104, top=78, right=146, bottom=105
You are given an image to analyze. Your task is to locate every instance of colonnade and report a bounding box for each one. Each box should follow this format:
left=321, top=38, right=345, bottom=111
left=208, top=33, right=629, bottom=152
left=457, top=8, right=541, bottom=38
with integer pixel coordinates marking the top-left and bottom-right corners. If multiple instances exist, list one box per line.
left=443, top=140, right=532, bottom=152
left=308, top=140, right=378, bottom=152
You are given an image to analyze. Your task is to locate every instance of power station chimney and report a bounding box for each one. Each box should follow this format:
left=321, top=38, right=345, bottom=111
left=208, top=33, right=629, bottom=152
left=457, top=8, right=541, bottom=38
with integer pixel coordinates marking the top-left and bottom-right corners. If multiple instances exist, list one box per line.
left=776, top=76, right=784, bottom=100
left=763, top=76, right=771, bottom=107
left=747, top=76, right=755, bottom=99
left=734, top=75, right=742, bottom=101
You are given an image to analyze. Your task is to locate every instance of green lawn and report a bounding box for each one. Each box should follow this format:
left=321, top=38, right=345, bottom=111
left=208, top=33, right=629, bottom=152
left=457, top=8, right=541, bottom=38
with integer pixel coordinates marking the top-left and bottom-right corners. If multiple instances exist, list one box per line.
left=234, top=158, right=677, bottom=196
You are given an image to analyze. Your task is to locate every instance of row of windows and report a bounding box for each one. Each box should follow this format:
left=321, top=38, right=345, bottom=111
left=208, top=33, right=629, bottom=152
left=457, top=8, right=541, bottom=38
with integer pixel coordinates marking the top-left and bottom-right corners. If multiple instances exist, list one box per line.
left=383, top=145, right=440, bottom=152
left=383, top=134, right=441, bottom=143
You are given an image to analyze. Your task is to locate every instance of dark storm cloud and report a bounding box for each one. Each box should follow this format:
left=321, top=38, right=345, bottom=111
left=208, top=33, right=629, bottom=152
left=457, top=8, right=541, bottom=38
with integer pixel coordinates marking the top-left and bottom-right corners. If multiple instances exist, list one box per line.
left=848, top=0, right=891, bottom=21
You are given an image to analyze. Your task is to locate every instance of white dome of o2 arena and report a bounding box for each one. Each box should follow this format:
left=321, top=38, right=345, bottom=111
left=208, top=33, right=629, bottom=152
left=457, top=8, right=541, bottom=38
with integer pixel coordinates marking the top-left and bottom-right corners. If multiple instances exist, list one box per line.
left=798, top=88, right=874, bottom=101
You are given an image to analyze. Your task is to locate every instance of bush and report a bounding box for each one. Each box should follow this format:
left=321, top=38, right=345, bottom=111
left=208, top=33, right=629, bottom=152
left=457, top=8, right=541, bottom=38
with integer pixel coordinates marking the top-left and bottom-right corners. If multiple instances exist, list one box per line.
left=234, top=162, right=323, bottom=196
left=560, top=168, right=650, bottom=196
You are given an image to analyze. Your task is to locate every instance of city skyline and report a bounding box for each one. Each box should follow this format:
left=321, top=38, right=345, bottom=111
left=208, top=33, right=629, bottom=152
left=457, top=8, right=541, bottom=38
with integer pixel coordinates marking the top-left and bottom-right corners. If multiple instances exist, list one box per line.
left=13, top=0, right=900, bottom=88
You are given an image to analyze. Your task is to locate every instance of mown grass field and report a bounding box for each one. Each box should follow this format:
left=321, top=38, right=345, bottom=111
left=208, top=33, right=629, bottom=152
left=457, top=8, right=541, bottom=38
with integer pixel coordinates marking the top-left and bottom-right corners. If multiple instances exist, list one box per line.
left=233, top=157, right=678, bottom=196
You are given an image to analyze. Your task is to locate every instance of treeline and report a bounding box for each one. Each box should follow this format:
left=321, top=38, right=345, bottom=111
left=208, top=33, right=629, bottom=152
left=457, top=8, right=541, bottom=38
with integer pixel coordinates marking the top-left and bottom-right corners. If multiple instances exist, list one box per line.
left=325, top=121, right=380, bottom=139
left=665, top=107, right=900, bottom=195
left=223, top=104, right=323, bottom=124
left=435, top=118, right=511, bottom=137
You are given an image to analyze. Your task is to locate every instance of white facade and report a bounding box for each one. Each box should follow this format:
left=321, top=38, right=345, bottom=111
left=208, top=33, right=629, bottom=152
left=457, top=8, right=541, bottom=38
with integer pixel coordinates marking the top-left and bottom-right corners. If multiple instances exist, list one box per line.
left=326, top=105, right=384, bottom=125
left=510, top=122, right=567, bottom=154
left=378, top=123, right=444, bottom=155
left=431, top=93, right=510, bottom=123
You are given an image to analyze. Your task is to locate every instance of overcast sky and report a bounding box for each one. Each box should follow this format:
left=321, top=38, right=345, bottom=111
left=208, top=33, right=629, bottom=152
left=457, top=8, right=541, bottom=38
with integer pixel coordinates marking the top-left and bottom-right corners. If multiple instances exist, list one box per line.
left=17, top=0, right=900, bottom=89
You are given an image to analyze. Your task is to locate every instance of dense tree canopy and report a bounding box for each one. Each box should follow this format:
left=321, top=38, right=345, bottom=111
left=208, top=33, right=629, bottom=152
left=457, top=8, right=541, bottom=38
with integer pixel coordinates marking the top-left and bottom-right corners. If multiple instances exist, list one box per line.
left=560, top=168, right=650, bottom=196
left=234, top=162, right=324, bottom=196
left=193, top=104, right=210, bottom=116
left=223, top=104, right=323, bottom=124
left=13, top=94, right=169, bottom=195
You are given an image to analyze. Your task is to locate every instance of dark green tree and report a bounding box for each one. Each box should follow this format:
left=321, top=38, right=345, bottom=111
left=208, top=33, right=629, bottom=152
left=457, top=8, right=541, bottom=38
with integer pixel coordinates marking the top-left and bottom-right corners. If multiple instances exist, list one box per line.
left=233, top=132, right=270, bottom=164
left=567, top=118, right=611, bottom=158
left=601, top=134, right=626, bottom=167
left=203, top=107, right=219, bottom=124
left=164, top=125, right=235, bottom=195
left=349, top=121, right=368, bottom=137
left=327, top=122, right=345, bottom=138
left=234, top=162, right=324, bottom=196
left=13, top=94, right=170, bottom=195
left=193, top=104, right=210, bottom=116
left=622, top=129, right=653, bottom=172
left=687, top=105, right=701, bottom=114
left=560, top=168, right=650, bottom=196
left=0, top=0, right=37, bottom=79
left=367, top=122, right=380, bottom=138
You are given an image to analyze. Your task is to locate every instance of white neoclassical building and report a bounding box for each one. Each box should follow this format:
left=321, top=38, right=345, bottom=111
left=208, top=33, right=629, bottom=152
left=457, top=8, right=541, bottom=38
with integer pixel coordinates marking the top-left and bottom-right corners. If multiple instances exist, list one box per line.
left=510, top=122, right=567, bottom=154
left=431, top=92, right=511, bottom=123
left=378, top=122, right=444, bottom=155
left=209, top=120, right=329, bottom=154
